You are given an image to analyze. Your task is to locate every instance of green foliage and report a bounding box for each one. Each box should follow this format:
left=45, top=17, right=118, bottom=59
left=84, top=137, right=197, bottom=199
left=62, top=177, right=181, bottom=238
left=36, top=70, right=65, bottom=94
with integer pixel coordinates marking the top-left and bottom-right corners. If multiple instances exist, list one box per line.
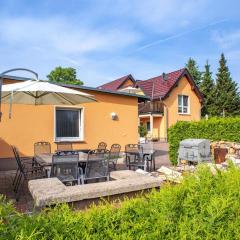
left=168, top=117, right=240, bottom=165
left=186, top=54, right=240, bottom=117
left=213, top=53, right=240, bottom=116
left=186, top=57, right=202, bottom=87
left=138, top=124, right=148, bottom=137
left=200, top=61, right=215, bottom=116
left=2, top=166, right=240, bottom=239
left=47, top=66, right=83, bottom=85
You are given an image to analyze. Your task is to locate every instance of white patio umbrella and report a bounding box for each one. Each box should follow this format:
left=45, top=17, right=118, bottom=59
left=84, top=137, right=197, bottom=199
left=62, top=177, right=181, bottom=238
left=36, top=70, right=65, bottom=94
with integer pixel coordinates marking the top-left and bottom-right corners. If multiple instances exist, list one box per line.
left=118, top=86, right=140, bottom=94
left=1, top=80, right=95, bottom=118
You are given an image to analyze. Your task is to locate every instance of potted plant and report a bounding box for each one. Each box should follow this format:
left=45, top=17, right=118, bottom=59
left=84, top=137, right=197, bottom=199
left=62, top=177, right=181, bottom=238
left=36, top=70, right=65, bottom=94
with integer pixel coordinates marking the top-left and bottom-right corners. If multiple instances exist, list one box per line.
left=138, top=124, right=148, bottom=143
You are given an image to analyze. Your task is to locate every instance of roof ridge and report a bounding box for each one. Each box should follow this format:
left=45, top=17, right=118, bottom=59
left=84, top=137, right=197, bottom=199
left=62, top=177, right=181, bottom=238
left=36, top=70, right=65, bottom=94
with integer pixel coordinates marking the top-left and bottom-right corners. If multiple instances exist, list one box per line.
left=98, top=74, right=132, bottom=88
left=137, top=68, right=185, bottom=83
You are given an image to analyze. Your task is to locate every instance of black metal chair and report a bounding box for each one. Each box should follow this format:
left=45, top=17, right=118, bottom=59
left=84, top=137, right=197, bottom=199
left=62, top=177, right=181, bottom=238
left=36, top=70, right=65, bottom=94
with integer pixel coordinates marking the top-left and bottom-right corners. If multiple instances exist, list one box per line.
left=12, top=146, right=46, bottom=201
left=125, top=144, right=148, bottom=171
left=108, top=144, right=121, bottom=170
left=80, top=149, right=110, bottom=184
left=97, top=142, right=107, bottom=151
left=140, top=144, right=155, bottom=171
left=51, top=152, right=80, bottom=185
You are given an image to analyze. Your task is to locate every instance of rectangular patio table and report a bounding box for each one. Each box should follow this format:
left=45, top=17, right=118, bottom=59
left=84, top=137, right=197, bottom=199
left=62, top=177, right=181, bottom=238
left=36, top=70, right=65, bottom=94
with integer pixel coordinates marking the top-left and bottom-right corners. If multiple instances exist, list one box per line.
left=36, top=149, right=156, bottom=177
left=35, top=152, right=89, bottom=177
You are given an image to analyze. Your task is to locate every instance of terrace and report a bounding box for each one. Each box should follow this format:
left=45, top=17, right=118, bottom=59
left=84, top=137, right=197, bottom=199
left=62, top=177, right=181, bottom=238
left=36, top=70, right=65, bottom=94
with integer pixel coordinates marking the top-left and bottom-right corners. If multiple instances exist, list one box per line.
left=0, top=142, right=170, bottom=212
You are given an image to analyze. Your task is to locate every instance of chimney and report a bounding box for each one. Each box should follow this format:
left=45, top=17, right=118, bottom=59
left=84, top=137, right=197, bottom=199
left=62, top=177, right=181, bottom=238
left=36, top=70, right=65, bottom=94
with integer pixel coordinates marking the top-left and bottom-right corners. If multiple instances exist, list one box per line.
left=162, top=72, right=168, bottom=81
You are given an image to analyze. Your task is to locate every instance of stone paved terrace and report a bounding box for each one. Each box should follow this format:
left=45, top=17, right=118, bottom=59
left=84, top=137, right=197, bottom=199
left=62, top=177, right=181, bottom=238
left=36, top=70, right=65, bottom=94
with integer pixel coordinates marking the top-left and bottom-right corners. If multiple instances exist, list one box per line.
left=0, top=142, right=170, bottom=212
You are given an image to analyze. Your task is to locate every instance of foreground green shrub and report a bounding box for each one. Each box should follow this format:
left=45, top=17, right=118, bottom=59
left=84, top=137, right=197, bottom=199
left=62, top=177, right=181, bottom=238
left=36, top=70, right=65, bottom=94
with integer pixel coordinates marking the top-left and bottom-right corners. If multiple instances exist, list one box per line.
left=168, top=117, right=240, bottom=165
left=1, top=165, right=240, bottom=239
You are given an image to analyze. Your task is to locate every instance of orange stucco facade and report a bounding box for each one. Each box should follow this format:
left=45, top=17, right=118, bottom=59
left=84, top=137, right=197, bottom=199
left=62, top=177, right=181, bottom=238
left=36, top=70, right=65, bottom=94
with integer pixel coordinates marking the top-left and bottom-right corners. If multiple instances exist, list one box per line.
left=164, top=76, right=201, bottom=127
left=0, top=79, right=139, bottom=159
left=140, top=76, right=201, bottom=140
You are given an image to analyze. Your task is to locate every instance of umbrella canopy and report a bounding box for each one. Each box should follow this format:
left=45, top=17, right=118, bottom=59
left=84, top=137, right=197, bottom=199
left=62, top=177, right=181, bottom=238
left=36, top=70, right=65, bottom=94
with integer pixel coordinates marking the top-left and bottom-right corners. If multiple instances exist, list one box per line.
left=118, top=86, right=140, bottom=94
left=1, top=80, right=95, bottom=105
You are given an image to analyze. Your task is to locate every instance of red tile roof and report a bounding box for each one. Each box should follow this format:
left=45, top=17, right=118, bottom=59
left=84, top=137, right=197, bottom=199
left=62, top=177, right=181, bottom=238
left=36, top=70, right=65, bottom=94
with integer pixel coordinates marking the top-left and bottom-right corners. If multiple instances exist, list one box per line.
left=98, top=74, right=134, bottom=91
left=97, top=68, right=203, bottom=101
left=135, top=68, right=185, bottom=99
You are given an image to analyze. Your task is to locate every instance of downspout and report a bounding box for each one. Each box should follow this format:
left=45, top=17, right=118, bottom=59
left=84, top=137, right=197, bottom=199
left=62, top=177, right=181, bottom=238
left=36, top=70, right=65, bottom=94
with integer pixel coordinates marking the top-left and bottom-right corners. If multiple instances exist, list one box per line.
left=159, top=97, right=168, bottom=142
left=149, top=82, right=155, bottom=139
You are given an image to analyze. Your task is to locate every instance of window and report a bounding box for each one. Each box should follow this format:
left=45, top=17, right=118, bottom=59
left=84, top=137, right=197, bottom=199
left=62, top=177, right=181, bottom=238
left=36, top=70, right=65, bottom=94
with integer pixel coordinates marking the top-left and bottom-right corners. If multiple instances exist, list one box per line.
left=146, top=121, right=151, bottom=131
left=178, top=95, right=189, bottom=114
left=55, top=108, right=83, bottom=141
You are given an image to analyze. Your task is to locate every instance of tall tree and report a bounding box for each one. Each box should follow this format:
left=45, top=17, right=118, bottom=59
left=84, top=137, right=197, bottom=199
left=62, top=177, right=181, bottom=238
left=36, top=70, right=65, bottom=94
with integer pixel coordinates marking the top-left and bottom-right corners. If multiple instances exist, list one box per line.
left=47, top=67, right=83, bottom=85
left=200, top=61, right=215, bottom=116
left=186, top=58, right=202, bottom=87
left=214, top=53, right=240, bottom=116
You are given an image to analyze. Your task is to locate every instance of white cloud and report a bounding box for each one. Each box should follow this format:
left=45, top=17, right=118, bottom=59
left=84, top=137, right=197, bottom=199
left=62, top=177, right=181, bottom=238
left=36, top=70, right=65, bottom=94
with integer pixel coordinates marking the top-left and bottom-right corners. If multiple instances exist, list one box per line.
left=108, top=0, right=209, bottom=33
left=0, top=17, right=140, bottom=54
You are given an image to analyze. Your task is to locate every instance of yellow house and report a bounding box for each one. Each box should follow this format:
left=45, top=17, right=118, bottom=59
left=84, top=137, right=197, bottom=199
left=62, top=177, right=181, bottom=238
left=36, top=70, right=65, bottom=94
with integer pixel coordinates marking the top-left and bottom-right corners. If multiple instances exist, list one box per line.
left=98, top=68, right=203, bottom=141
left=0, top=75, right=147, bottom=169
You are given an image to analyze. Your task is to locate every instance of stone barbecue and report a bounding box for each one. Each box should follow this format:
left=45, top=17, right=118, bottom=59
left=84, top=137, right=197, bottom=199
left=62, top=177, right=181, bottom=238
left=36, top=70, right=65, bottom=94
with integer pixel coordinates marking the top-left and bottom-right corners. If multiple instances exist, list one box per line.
left=178, top=139, right=211, bottom=164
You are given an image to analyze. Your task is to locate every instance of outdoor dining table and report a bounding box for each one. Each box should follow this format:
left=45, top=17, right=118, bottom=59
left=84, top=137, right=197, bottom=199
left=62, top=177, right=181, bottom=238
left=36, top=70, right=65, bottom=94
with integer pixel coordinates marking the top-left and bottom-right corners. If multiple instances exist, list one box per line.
left=35, top=149, right=156, bottom=177
left=35, top=152, right=89, bottom=178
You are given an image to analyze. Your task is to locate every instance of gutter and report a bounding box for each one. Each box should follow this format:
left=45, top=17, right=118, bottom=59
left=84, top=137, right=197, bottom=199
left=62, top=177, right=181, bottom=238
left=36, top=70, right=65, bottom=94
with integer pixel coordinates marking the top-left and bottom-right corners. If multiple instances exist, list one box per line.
left=159, top=97, right=168, bottom=142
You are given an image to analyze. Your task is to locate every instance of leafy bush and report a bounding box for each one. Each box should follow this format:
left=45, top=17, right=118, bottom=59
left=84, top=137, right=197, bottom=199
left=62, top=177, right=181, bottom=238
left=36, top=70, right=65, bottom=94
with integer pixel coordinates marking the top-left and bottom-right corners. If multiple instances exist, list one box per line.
left=138, top=124, right=148, bottom=137
left=2, top=165, right=240, bottom=239
left=168, top=117, right=240, bottom=165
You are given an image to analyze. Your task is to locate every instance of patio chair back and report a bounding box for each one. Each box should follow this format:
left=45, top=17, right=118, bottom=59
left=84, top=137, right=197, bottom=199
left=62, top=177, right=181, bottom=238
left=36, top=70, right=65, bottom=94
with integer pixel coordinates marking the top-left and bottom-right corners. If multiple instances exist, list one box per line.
left=109, top=144, right=121, bottom=159
left=108, top=144, right=121, bottom=170
left=12, top=146, right=25, bottom=174
left=125, top=144, right=143, bottom=155
left=34, top=142, right=51, bottom=156
left=85, top=149, right=109, bottom=181
left=97, top=142, right=107, bottom=151
left=56, top=142, right=73, bottom=152
left=125, top=144, right=144, bottom=167
left=52, top=152, right=79, bottom=184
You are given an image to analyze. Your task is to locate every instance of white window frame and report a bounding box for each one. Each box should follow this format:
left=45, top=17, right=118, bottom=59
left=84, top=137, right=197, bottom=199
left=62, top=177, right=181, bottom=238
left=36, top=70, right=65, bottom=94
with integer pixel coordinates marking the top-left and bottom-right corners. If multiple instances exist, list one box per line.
left=54, top=106, right=84, bottom=142
left=178, top=95, right=190, bottom=114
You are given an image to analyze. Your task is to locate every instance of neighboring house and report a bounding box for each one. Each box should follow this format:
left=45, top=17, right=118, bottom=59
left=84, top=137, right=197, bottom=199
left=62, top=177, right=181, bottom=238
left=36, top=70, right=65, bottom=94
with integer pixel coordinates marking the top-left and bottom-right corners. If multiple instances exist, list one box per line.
left=0, top=75, right=146, bottom=170
left=98, top=68, right=203, bottom=141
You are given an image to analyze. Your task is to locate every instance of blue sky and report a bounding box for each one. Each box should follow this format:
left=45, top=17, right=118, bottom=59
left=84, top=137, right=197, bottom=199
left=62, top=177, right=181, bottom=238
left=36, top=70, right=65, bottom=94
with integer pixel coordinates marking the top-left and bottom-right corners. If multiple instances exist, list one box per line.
left=0, top=0, right=240, bottom=86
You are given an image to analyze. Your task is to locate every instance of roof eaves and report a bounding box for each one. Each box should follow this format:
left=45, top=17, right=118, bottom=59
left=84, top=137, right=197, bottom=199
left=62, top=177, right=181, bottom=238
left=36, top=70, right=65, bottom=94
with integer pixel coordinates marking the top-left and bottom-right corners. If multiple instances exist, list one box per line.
left=3, top=75, right=149, bottom=99
left=161, top=68, right=203, bottom=102
left=1, top=75, right=32, bottom=81
left=56, top=82, right=150, bottom=99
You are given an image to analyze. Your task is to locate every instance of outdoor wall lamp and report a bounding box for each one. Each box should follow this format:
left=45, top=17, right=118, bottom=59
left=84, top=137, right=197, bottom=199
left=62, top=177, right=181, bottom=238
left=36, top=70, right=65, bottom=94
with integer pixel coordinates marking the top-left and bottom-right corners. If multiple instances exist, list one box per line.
left=111, top=112, right=118, bottom=120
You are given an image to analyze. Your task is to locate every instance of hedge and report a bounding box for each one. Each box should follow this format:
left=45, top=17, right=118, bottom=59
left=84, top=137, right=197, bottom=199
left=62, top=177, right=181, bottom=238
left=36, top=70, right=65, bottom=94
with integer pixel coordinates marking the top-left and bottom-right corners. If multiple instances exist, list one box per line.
left=168, top=117, right=240, bottom=165
left=1, top=165, right=240, bottom=239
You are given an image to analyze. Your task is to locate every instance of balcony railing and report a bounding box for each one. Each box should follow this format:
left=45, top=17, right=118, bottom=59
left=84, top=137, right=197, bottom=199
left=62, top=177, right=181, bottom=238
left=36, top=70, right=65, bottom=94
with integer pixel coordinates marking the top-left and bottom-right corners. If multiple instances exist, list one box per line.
left=138, top=101, right=164, bottom=115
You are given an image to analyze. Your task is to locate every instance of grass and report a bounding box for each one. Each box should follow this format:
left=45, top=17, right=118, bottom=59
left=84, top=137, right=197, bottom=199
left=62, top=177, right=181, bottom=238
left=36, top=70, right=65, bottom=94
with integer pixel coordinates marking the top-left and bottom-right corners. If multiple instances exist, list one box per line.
left=1, top=164, right=240, bottom=239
